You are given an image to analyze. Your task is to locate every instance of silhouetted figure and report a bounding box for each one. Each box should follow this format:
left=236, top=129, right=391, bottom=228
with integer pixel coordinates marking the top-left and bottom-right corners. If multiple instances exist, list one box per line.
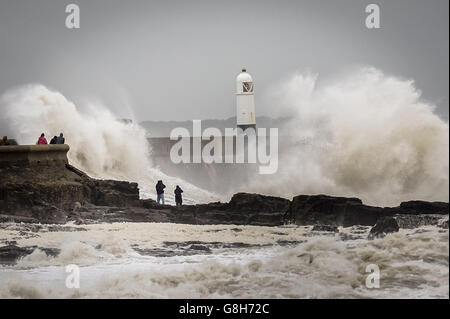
left=37, top=133, right=47, bottom=145
left=0, top=136, right=10, bottom=146
left=174, top=185, right=183, bottom=206
left=156, top=180, right=166, bottom=205
left=56, top=133, right=65, bottom=144
left=50, top=136, right=58, bottom=144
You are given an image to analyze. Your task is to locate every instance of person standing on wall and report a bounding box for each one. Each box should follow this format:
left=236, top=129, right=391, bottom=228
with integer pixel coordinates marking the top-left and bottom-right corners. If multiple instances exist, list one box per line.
left=174, top=185, right=183, bottom=207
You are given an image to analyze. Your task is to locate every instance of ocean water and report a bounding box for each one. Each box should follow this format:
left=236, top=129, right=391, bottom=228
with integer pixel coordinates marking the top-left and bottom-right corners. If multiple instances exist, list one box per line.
left=0, top=222, right=448, bottom=299
left=0, top=68, right=448, bottom=299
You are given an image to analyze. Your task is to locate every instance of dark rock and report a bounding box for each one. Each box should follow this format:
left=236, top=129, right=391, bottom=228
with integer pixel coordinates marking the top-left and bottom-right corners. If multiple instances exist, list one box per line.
left=286, top=194, right=449, bottom=228
left=133, top=247, right=185, bottom=257
left=204, top=229, right=225, bottom=233
left=0, top=245, right=33, bottom=264
left=297, top=253, right=314, bottom=264
left=338, top=233, right=361, bottom=241
left=368, top=217, right=400, bottom=239
left=350, top=225, right=371, bottom=234
left=140, top=198, right=161, bottom=209
left=286, top=195, right=388, bottom=227
left=394, top=214, right=443, bottom=229
left=228, top=193, right=290, bottom=214
left=0, top=245, right=60, bottom=265
left=277, top=240, right=306, bottom=246
left=0, top=214, right=39, bottom=223
left=0, top=163, right=140, bottom=223
left=188, top=244, right=212, bottom=252
left=31, top=202, right=67, bottom=224
left=148, top=193, right=291, bottom=227
left=162, top=241, right=270, bottom=250
left=312, top=224, right=339, bottom=232
left=438, top=219, right=448, bottom=229
left=1, top=159, right=448, bottom=227
left=90, top=179, right=140, bottom=207
left=399, top=201, right=449, bottom=215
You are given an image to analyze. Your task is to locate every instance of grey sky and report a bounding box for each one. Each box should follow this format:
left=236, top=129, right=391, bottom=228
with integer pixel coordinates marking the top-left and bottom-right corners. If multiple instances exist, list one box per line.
left=0, top=0, right=448, bottom=121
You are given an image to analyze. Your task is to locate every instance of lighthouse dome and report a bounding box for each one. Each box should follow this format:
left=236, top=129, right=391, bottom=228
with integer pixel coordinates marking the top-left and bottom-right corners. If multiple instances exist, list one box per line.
left=236, top=68, right=253, bottom=82
left=236, top=68, right=254, bottom=94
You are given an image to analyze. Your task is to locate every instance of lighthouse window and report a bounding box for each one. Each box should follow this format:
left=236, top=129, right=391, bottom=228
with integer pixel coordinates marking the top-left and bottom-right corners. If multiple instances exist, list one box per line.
left=243, top=82, right=253, bottom=92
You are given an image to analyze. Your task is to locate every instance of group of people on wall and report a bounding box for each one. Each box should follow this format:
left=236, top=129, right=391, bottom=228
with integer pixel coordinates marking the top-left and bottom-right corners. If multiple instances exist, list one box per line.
left=36, top=133, right=65, bottom=145
left=0, top=133, right=66, bottom=146
left=3, top=133, right=186, bottom=207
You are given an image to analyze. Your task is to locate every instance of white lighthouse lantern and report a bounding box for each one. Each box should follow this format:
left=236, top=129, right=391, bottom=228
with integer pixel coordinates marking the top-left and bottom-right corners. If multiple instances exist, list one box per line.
left=236, top=67, right=256, bottom=130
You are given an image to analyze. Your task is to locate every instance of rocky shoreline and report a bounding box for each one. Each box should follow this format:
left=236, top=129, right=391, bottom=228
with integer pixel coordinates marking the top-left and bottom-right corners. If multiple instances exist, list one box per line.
left=0, top=161, right=448, bottom=235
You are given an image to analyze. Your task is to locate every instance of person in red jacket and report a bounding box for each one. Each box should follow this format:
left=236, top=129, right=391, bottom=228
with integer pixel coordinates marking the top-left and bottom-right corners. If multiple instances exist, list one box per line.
left=37, top=133, right=48, bottom=145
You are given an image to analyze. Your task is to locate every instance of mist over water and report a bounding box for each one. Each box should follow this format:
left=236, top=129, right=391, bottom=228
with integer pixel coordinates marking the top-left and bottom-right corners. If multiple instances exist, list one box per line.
left=0, top=66, right=448, bottom=207
left=0, top=84, right=217, bottom=204
left=1, top=84, right=151, bottom=178
left=248, top=67, right=449, bottom=206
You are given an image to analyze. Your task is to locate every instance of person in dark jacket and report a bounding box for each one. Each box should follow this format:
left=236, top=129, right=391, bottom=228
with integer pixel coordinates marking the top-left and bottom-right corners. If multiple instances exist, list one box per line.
left=50, top=136, right=58, bottom=144
left=155, top=180, right=166, bottom=205
left=56, top=133, right=65, bottom=144
left=174, top=185, right=183, bottom=206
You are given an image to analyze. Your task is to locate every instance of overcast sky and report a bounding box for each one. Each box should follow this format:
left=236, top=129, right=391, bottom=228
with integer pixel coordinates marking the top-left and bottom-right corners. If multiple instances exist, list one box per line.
left=0, top=0, right=448, bottom=121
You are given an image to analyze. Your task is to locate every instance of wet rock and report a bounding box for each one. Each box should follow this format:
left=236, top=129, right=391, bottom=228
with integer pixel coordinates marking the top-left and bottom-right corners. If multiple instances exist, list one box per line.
left=133, top=247, right=182, bottom=257
left=1, top=161, right=448, bottom=227
left=394, top=214, right=443, bottom=229
left=228, top=193, right=290, bottom=212
left=0, top=214, right=39, bottom=223
left=312, top=224, right=339, bottom=232
left=18, top=231, right=40, bottom=239
left=163, top=241, right=269, bottom=250
left=191, top=193, right=290, bottom=227
left=399, top=201, right=449, bottom=215
left=368, top=217, right=400, bottom=239
left=188, top=244, right=212, bottom=252
left=0, top=163, right=140, bottom=224
left=286, top=195, right=449, bottom=228
left=350, top=226, right=371, bottom=234
left=438, top=219, right=448, bottom=229
left=2, top=223, right=86, bottom=233
left=140, top=198, right=160, bottom=209
left=338, top=233, right=361, bottom=241
left=297, top=253, right=314, bottom=264
left=89, top=179, right=140, bottom=207
left=46, top=225, right=87, bottom=232
left=277, top=240, right=306, bottom=246
left=0, top=245, right=60, bottom=265
left=0, top=245, right=34, bottom=264
left=286, top=195, right=388, bottom=227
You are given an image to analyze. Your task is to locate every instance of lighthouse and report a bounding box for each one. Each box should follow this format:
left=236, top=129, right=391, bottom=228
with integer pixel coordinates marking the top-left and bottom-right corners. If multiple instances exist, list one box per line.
left=236, top=68, right=256, bottom=130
